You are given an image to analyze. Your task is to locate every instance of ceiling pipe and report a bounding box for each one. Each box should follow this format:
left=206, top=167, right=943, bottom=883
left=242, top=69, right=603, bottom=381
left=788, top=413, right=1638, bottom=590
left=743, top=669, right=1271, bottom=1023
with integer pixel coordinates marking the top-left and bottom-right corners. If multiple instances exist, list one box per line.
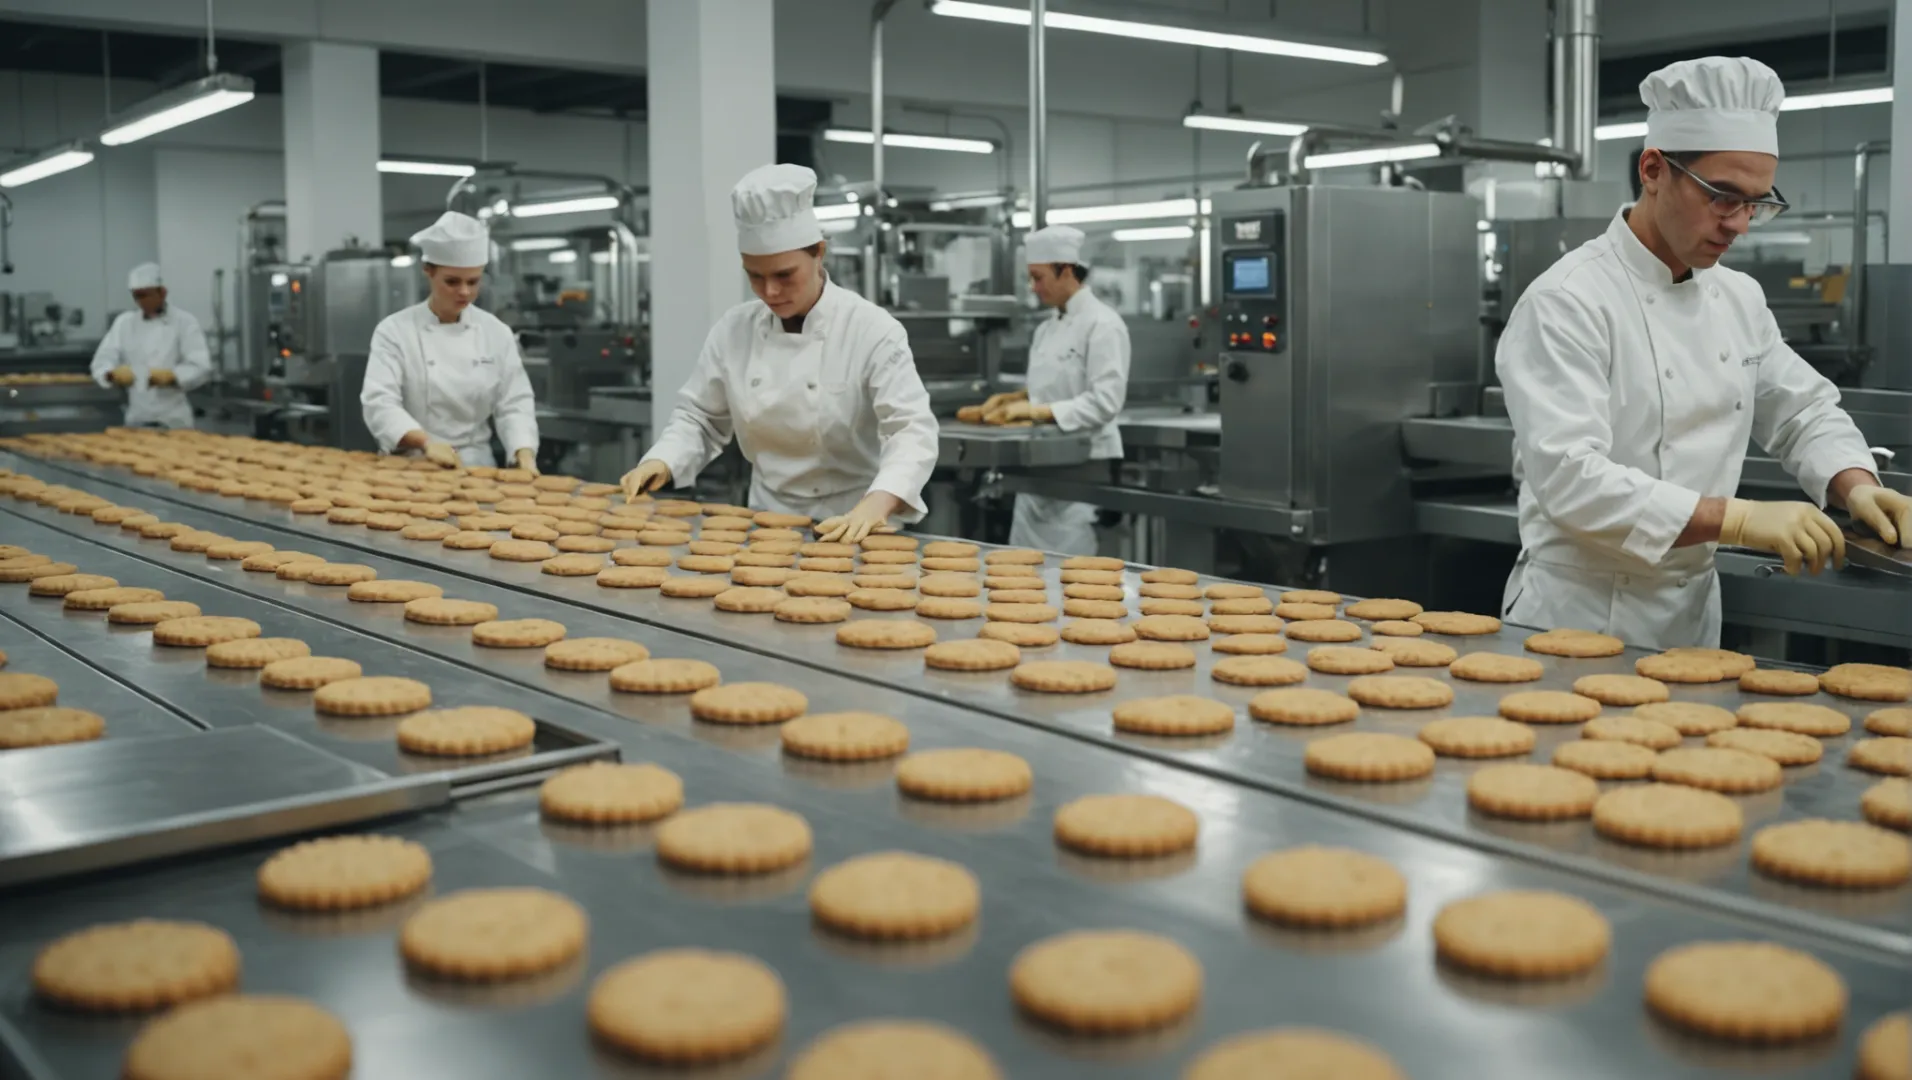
left=1552, top=0, right=1598, bottom=181
left=868, top=0, right=900, bottom=305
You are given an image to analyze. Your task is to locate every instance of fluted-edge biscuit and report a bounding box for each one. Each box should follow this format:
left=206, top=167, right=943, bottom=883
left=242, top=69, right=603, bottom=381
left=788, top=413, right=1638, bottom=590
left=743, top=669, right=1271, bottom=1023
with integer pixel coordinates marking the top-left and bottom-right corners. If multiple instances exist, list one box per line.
left=587, top=949, right=785, bottom=1064
left=1634, top=700, right=1738, bottom=735
left=1012, top=660, right=1117, bottom=693
left=1009, top=930, right=1200, bottom=1034
left=1306, top=646, right=1394, bottom=675
left=1643, top=942, right=1846, bottom=1043
left=809, top=851, right=979, bottom=938
left=1750, top=819, right=1910, bottom=888
left=403, top=597, right=499, bottom=625
left=1736, top=702, right=1851, bottom=737
left=1241, top=846, right=1406, bottom=928
left=1861, top=779, right=1911, bottom=831
left=1344, top=598, right=1423, bottom=621
left=1249, top=688, right=1359, bottom=726
left=1346, top=676, right=1452, bottom=709
left=924, top=638, right=1022, bottom=672
left=1466, top=764, right=1600, bottom=820
left=775, top=596, right=854, bottom=623
left=1523, top=628, right=1624, bottom=658
left=32, top=920, right=239, bottom=1011
left=1419, top=716, right=1536, bottom=758
left=1369, top=638, right=1455, bottom=666
left=979, top=622, right=1060, bottom=647
left=1705, top=727, right=1822, bottom=765
left=1285, top=619, right=1363, bottom=643
left=400, top=888, right=586, bottom=980
left=1850, top=737, right=1912, bottom=776
left=1449, top=652, right=1544, bottom=683
left=1212, top=632, right=1287, bottom=655
left=1054, top=794, right=1198, bottom=857
left=1109, top=641, right=1196, bottom=670
left=1592, top=784, right=1742, bottom=848
left=1583, top=714, right=1682, bottom=749
left=896, top=748, right=1032, bottom=801
left=205, top=637, right=311, bottom=669
left=1304, top=732, right=1434, bottom=781
left=1499, top=690, right=1602, bottom=724
left=689, top=682, right=807, bottom=725
left=610, top=658, right=721, bottom=693
left=544, top=638, right=649, bottom=671
left=1211, top=655, right=1307, bottom=687
left=312, top=676, right=431, bottom=717
left=260, top=657, right=363, bottom=690
left=1552, top=739, right=1659, bottom=779
left=0, top=706, right=102, bottom=748
left=781, top=712, right=910, bottom=760
left=836, top=620, right=937, bottom=649
left=152, top=616, right=262, bottom=647
left=1433, top=890, right=1610, bottom=978
left=655, top=803, right=812, bottom=873
left=1111, top=695, right=1234, bottom=736
left=540, top=762, right=684, bottom=824
left=257, top=835, right=433, bottom=911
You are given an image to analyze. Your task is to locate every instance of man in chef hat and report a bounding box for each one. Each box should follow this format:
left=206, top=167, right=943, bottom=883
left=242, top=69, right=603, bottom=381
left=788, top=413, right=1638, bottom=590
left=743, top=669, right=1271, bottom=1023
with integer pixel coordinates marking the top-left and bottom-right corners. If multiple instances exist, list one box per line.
left=89, top=262, right=212, bottom=429
left=1494, top=56, right=1908, bottom=650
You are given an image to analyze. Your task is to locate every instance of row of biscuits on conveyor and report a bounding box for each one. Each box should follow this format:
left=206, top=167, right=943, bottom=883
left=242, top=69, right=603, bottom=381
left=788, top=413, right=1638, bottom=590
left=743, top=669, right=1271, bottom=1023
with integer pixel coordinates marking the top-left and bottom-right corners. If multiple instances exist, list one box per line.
left=22, top=474, right=1912, bottom=1078
left=3, top=475, right=1911, bottom=1080
left=4, top=435, right=1910, bottom=944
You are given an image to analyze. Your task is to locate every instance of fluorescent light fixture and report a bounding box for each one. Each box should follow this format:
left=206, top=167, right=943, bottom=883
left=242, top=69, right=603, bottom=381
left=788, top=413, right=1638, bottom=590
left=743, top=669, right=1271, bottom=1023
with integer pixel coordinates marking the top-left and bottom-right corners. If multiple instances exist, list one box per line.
left=0, top=143, right=94, bottom=188
left=1594, top=121, right=1648, bottom=141
left=1182, top=114, right=1309, bottom=137
left=100, top=72, right=254, bottom=146
left=548, top=250, right=578, bottom=264
left=1303, top=142, right=1440, bottom=169
left=1782, top=87, right=1891, bottom=112
left=509, top=237, right=571, bottom=252
left=589, top=250, right=614, bottom=265
left=1112, top=225, right=1196, bottom=242
left=823, top=128, right=995, bottom=154
left=931, top=0, right=1386, bottom=66
left=378, top=159, right=477, bottom=177
left=389, top=254, right=416, bottom=268
left=1011, top=197, right=1207, bottom=229
left=929, top=193, right=1009, bottom=211
left=820, top=218, right=861, bottom=235
left=512, top=194, right=620, bottom=218
left=813, top=203, right=864, bottom=221
left=1745, top=231, right=1813, bottom=245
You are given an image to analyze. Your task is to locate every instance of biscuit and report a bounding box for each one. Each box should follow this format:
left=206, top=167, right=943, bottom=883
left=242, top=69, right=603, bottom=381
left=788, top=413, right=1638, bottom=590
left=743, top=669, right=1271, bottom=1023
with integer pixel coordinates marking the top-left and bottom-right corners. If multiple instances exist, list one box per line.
left=787, top=1021, right=999, bottom=1080
left=1060, top=555, right=1122, bottom=571
left=64, top=586, right=165, bottom=611
left=556, top=535, right=615, bottom=554
left=1865, top=707, right=1912, bottom=736
left=1343, top=598, right=1422, bottom=621
left=1064, top=598, right=1129, bottom=620
left=0, top=560, right=76, bottom=582
left=1857, top=1013, right=1910, bottom=1080
left=677, top=553, right=736, bottom=574
left=1434, top=890, right=1610, bottom=979
left=1109, top=641, right=1197, bottom=670
left=655, top=803, right=812, bottom=873
left=441, top=530, right=498, bottom=550
left=1139, top=598, right=1205, bottom=617
left=924, top=638, right=1022, bottom=672
left=986, top=602, right=1058, bottom=624
left=1635, top=649, right=1748, bottom=683
left=1583, top=714, right=1682, bottom=749
left=1305, top=646, right=1394, bottom=675
left=1651, top=746, right=1782, bottom=793
left=1371, top=620, right=1424, bottom=637
left=205, top=637, right=311, bottom=669
left=137, top=522, right=189, bottom=540
left=204, top=539, right=276, bottom=561
left=809, top=851, right=980, bottom=938
left=1012, top=660, right=1117, bottom=693
left=28, top=572, right=117, bottom=596
left=1419, top=716, right=1536, bottom=758
left=345, top=580, right=443, bottom=604
left=780, top=711, right=911, bottom=760
left=732, top=553, right=796, bottom=571
left=0, top=553, right=50, bottom=570
left=1498, top=690, right=1601, bottom=724
left=687, top=539, right=740, bottom=556
left=712, top=586, right=786, bottom=614
left=611, top=547, right=673, bottom=567
left=919, top=557, right=981, bottom=572
left=260, top=657, right=363, bottom=690
left=1592, top=784, right=1741, bottom=848
left=836, top=620, right=937, bottom=649
left=1212, top=633, right=1287, bottom=655
left=1523, top=628, right=1625, bottom=658
left=753, top=511, right=811, bottom=528
left=541, top=553, right=606, bottom=577
left=852, top=572, right=918, bottom=590
left=1571, top=673, right=1669, bottom=706
left=299, top=563, right=375, bottom=587
left=1184, top=1029, right=1405, bottom=1080
left=587, top=949, right=785, bottom=1064
left=1552, top=739, right=1659, bottom=779
left=920, top=574, right=982, bottom=598
left=985, top=548, right=1046, bottom=567
left=1208, top=615, right=1287, bottom=636
left=1064, top=583, right=1125, bottom=601
left=895, top=747, right=1032, bottom=801
left=1249, top=688, right=1359, bottom=726
left=785, top=573, right=855, bottom=597
left=596, top=565, right=669, bottom=589
left=32, top=920, right=239, bottom=1011
left=1737, top=701, right=1850, bottom=737
left=121, top=994, right=351, bottom=1080
left=730, top=566, right=796, bottom=587
left=1704, top=727, right=1822, bottom=765
left=153, top=616, right=262, bottom=647
left=1411, top=611, right=1501, bottom=635
left=1368, top=638, right=1455, bottom=667
left=1634, top=700, right=1738, bottom=736
left=1862, top=779, right=1911, bottom=831
left=922, top=541, right=980, bottom=558
left=257, top=835, right=433, bottom=910
left=1211, top=655, right=1307, bottom=687
left=544, top=637, right=649, bottom=671
left=1275, top=602, right=1337, bottom=622
left=472, top=618, right=568, bottom=648
left=1347, top=676, right=1452, bottom=709
left=540, top=762, right=684, bottom=824
left=0, top=706, right=104, bottom=748
left=1140, top=582, right=1202, bottom=600
left=797, top=556, right=854, bottom=573
left=403, top=598, right=499, bottom=625
left=1450, top=652, right=1544, bottom=683
left=775, top=597, right=854, bottom=623
left=850, top=588, right=920, bottom=612
left=1285, top=619, right=1363, bottom=643
left=1738, top=668, right=1821, bottom=696
left=1643, top=941, right=1846, bottom=1043
left=979, top=622, right=1060, bottom=647
left=1054, top=794, right=1199, bottom=857
left=1750, top=819, right=1910, bottom=888
left=1467, top=764, right=1600, bottom=820
left=689, top=682, right=807, bottom=725
left=1240, top=846, right=1406, bottom=928
left=1132, top=614, right=1209, bottom=641
left=1009, top=930, right=1201, bottom=1034
left=659, top=575, right=731, bottom=598
left=1205, top=584, right=1262, bottom=600
left=860, top=550, right=919, bottom=567
left=400, top=888, right=586, bottom=979
left=312, top=676, right=432, bottom=716
left=1211, top=597, right=1275, bottom=616
left=911, top=596, right=979, bottom=620
left=366, top=512, right=412, bottom=531
left=610, top=658, right=721, bottom=693
left=325, top=506, right=369, bottom=525
left=1850, top=737, right=1912, bottom=776
left=1304, top=732, right=1435, bottom=781
left=1819, top=662, right=1912, bottom=702
left=404, top=522, right=460, bottom=542
left=1111, top=695, right=1235, bottom=737
left=1141, top=568, right=1199, bottom=585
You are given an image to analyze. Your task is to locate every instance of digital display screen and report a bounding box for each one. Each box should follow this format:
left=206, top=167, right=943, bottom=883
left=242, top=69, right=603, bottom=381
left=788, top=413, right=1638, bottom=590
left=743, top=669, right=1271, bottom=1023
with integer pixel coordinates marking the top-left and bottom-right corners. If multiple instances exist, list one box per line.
left=1229, top=255, right=1272, bottom=294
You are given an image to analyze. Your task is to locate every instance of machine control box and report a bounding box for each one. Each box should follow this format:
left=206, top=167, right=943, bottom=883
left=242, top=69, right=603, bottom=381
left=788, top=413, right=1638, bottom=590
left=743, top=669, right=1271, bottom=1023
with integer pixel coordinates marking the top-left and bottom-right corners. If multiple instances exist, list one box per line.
left=1218, top=212, right=1286, bottom=354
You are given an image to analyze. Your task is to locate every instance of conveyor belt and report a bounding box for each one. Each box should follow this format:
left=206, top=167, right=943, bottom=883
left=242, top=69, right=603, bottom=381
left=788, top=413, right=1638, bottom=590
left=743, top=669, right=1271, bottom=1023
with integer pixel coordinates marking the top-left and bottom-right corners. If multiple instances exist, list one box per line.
left=0, top=450, right=1907, bottom=1079
left=11, top=449, right=1907, bottom=952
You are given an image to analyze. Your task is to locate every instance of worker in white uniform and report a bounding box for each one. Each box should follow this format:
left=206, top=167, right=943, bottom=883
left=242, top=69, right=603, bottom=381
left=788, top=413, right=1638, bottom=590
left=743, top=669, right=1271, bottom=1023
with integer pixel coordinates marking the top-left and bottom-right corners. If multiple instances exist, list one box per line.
left=1497, top=56, right=1910, bottom=650
left=360, top=211, right=540, bottom=472
left=982, top=224, right=1130, bottom=555
left=621, top=164, right=939, bottom=544
left=89, top=263, right=212, bottom=429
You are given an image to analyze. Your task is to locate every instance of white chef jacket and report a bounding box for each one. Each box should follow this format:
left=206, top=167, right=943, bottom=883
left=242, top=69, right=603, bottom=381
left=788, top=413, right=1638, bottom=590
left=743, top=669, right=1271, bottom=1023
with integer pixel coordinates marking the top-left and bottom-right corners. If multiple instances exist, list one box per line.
left=89, top=307, right=212, bottom=429
left=641, top=279, right=938, bottom=522
left=1496, top=209, right=1875, bottom=649
left=1008, top=284, right=1131, bottom=554
left=361, top=301, right=539, bottom=469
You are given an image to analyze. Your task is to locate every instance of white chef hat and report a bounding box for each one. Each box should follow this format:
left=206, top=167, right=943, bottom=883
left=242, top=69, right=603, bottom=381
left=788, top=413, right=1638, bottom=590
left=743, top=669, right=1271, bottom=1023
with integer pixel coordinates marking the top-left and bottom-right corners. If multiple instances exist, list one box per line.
left=1641, top=56, right=1785, bottom=157
left=1025, top=225, right=1087, bottom=266
left=127, top=263, right=164, bottom=290
left=410, top=211, right=491, bottom=267
left=733, top=164, right=823, bottom=256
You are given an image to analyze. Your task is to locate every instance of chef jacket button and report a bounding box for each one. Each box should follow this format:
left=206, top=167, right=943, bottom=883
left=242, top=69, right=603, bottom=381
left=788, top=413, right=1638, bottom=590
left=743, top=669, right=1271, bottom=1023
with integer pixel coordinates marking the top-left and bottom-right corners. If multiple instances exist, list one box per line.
left=1664, top=368, right=1674, bottom=379
left=1719, top=350, right=1729, bottom=362
left=1645, top=295, right=1656, bottom=305
left=751, top=377, right=761, bottom=387
left=1735, top=401, right=1744, bottom=411
left=807, top=382, right=817, bottom=390
left=1678, top=577, right=1689, bottom=587
left=1708, top=286, right=1719, bottom=298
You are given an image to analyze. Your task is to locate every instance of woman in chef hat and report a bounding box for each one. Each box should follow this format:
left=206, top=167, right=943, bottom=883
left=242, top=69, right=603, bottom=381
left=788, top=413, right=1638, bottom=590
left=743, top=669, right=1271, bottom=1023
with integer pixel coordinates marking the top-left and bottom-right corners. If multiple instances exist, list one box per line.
left=622, top=163, right=938, bottom=542
left=361, top=210, right=541, bottom=473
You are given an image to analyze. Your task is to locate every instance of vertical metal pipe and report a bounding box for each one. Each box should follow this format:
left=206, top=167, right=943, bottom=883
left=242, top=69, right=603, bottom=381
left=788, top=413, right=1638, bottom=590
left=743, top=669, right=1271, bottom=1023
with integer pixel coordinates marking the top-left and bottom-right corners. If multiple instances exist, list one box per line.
left=869, top=1, right=894, bottom=303
left=1554, top=0, right=1597, bottom=181
left=1850, top=141, right=1889, bottom=364
left=1029, top=0, right=1048, bottom=228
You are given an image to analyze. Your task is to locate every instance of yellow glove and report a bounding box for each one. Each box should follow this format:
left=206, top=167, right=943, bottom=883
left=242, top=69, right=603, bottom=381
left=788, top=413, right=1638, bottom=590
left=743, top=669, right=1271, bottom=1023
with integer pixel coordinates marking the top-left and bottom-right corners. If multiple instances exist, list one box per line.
left=1720, top=498, right=1846, bottom=575
left=147, top=368, right=177, bottom=387
left=979, top=389, right=1026, bottom=414
left=622, top=459, right=671, bottom=503
left=109, top=366, right=135, bottom=387
left=990, top=400, right=1054, bottom=425
left=423, top=441, right=460, bottom=469
left=815, top=492, right=903, bottom=544
left=513, top=448, right=540, bottom=478
left=1846, top=484, right=1912, bottom=547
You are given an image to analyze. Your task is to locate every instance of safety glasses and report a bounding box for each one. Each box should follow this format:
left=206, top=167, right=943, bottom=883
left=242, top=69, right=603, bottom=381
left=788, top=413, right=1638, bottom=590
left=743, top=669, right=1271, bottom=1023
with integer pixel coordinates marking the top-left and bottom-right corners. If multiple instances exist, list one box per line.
left=1664, top=157, right=1789, bottom=226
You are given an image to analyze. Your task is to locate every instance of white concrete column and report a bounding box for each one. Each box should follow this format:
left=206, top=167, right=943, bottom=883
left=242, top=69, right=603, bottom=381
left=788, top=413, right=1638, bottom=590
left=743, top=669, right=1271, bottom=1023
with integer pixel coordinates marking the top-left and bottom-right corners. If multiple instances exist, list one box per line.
left=646, top=0, right=776, bottom=437
left=1891, top=0, right=1912, bottom=264
left=281, top=42, right=382, bottom=261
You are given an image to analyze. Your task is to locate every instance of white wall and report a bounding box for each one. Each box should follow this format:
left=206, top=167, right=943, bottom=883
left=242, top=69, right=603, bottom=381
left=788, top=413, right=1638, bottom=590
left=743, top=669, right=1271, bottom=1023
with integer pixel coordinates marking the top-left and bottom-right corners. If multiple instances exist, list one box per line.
left=154, top=147, right=283, bottom=359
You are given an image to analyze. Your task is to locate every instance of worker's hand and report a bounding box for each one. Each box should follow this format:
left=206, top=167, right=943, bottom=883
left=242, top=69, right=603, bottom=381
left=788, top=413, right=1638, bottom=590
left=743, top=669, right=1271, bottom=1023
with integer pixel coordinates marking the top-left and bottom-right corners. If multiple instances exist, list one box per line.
left=1720, top=498, right=1846, bottom=575
left=816, top=492, right=904, bottom=544
left=622, top=459, right=671, bottom=503
left=146, top=368, right=177, bottom=387
left=423, top=440, right=461, bottom=469
left=513, top=448, right=540, bottom=478
left=109, top=366, right=135, bottom=388
left=979, top=389, right=1026, bottom=414
left=989, top=400, right=1054, bottom=425
left=1846, top=484, right=1912, bottom=547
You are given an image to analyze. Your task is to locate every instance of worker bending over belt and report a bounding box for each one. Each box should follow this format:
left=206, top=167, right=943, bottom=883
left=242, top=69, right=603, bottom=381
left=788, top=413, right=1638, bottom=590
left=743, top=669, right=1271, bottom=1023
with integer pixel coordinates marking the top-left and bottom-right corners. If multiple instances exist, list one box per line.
left=1497, top=56, right=1910, bottom=650
left=90, top=262, right=212, bottom=429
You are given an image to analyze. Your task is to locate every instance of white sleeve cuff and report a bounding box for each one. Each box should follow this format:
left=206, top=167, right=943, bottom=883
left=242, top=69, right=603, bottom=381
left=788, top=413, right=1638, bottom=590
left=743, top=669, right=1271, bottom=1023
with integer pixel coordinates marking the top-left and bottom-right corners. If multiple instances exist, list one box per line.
left=868, top=469, right=928, bottom=520
left=1621, top=481, right=1701, bottom=564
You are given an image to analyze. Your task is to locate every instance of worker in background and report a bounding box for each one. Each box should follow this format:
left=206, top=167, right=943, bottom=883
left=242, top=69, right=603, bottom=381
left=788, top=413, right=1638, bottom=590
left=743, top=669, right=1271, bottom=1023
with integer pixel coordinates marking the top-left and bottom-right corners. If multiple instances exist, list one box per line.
left=982, top=224, right=1130, bottom=555
left=361, top=211, right=540, bottom=473
left=1497, top=56, right=1910, bottom=650
left=621, top=164, right=938, bottom=544
left=89, top=263, right=211, bottom=429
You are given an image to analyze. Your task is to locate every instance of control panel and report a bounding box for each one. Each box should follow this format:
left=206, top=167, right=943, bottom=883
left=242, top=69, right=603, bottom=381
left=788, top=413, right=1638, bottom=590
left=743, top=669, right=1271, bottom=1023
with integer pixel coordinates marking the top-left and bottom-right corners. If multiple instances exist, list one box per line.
left=1216, top=211, right=1285, bottom=356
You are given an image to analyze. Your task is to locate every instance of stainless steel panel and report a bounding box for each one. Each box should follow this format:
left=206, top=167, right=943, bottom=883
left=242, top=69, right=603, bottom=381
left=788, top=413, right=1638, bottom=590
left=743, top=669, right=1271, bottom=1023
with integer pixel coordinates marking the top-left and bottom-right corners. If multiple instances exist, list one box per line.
left=938, top=423, right=1095, bottom=468
left=0, top=615, right=202, bottom=740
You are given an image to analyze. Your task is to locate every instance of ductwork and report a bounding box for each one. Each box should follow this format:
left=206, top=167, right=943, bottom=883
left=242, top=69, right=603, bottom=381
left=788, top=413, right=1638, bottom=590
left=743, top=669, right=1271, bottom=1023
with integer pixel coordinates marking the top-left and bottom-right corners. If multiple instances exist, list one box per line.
left=1552, top=0, right=1598, bottom=181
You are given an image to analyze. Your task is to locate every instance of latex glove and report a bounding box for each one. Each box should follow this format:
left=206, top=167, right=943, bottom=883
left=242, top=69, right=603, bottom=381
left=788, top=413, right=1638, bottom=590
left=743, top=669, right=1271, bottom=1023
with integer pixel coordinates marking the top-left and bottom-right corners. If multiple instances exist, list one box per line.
left=816, top=492, right=902, bottom=543
left=990, top=400, right=1054, bottom=425
left=512, top=448, right=540, bottom=478
left=423, top=440, right=461, bottom=469
left=979, top=389, right=1026, bottom=414
left=147, top=368, right=177, bottom=387
left=1846, top=484, right=1912, bottom=547
left=109, top=366, right=136, bottom=388
left=1720, top=498, right=1846, bottom=575
left=622, top=459, right=671, bottom=503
